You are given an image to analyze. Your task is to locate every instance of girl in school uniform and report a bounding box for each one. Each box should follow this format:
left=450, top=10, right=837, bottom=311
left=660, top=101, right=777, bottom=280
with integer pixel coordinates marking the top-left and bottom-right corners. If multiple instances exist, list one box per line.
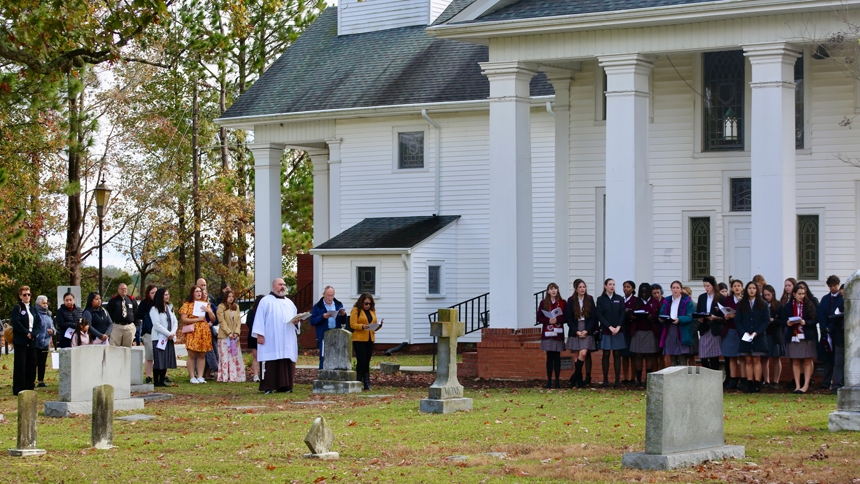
left=779, top=278, right=797, bottom=305
left=645, top=284, right=666, bottom=372
left=630, top=282, right=657, bottom=386
left=597, top=279, right=626, bottom=387
left=566, top=279, right=597, bottom=388
left=737, top=281, right=770, bottom=393
left=659, top=281, right=695, bottom=366
left=619, top=281, right=639, bottom=385
left=762, top=285, right=784, bottom=389
left=779, top=284, right=818, bottom=394
left=537, top=283, right=566, bottom=389
left=721, top=279, right=744, bottom=390
left=696, top=276, right=723, bottom=371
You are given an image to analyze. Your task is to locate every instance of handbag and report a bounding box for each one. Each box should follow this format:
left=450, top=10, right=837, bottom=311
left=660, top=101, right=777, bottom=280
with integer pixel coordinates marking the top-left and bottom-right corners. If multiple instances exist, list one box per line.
left=3, top=323, right=12, bottom=344
left=181, top=324, right=195, bottom=334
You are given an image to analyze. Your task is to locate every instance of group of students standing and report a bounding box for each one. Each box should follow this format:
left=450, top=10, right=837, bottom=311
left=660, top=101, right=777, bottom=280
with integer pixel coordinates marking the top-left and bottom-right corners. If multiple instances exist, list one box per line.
left=537, top=274, right=845, bottom=394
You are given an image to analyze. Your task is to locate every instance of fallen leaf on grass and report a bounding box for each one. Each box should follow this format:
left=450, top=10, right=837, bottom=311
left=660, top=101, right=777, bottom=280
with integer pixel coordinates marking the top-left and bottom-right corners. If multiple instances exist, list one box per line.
left=266, top=464, right=276, bottom=471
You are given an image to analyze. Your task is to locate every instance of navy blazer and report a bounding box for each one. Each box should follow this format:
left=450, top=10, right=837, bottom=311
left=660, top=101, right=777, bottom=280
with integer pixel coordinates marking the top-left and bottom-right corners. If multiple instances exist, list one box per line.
left=10, top=301, right=41, bottom=347
left=818, top=292, right=844, bottom=347
left=566, top=295, right=597, bottom=335
left=596, top=293, right=625, bottom=334
left=309, top=297, right=347, bottom=339
left=777, top=301, right=818, bottom=344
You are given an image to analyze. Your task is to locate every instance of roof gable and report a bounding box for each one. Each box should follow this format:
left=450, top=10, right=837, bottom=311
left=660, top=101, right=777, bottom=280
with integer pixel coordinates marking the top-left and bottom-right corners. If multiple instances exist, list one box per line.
left=472, top=0, right=720, bottom=23
left=313, top=216, right=460, bottom=252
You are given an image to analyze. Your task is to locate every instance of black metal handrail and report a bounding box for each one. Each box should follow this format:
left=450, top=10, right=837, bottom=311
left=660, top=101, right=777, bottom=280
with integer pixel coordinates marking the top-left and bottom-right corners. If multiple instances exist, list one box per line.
left=289, top=281, right=315, bottom=312
left=534, top=289, right=546, bottom=325
left=427, top=292, right=490, bottom=335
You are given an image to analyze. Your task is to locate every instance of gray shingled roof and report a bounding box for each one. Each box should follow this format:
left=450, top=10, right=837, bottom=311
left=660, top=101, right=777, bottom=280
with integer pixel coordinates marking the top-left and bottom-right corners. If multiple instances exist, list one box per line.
left=465, top=0, right=719, bottom=23
left=314, top=216, right=460, bottom=250
left=220, top=7, right=552, bottom=120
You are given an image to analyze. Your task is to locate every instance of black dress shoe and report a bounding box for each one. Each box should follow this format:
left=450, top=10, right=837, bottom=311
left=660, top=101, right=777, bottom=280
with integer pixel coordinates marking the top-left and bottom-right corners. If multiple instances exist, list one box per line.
left=145, top=376, right=153, bottom=384
left=601, top=381, right=610, bottom=387
left=613, top=381, right=621, bottom=388
left=164, top=377, right=173, bottom=384
left=792, top=389, right=804, bottom=394
left=542, top=381, right=552, bottom=389
left=554, top=380, right=560, bottom=389
left=37, top=382, right=47, bottom=388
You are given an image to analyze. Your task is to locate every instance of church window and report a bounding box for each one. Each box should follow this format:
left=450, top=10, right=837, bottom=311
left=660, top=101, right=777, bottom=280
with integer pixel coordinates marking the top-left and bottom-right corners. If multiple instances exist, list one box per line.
left=703, top=50, right=745, bottom=151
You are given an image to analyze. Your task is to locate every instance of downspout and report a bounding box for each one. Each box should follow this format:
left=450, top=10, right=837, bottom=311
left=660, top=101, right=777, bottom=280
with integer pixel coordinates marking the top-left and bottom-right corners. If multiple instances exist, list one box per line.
left=546, top=101, right=554, bottom=118
left=421, top=109, right=441, bottom=215
left=402, top=253, right=412, bottom=344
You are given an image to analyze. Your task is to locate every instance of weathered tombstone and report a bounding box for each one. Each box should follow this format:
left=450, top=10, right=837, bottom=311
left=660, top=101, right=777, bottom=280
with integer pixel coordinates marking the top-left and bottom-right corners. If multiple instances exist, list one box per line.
left=91, top=384, right=114, bottom=449
left=829, top=269, right=860, bottom=431
left=8, top=390, right=46, bottom=456
left=312, top=329, right=362, bottom=394
left=622, top=366, right=744, bottom=470
left=419, top=308, right=472, bottom=414
left=129, top=347, right=153, bottom=393
left=44, top=346, right=145, bottom=417
left=379, top=362, right=400, bottom=375
left=302, top=416, right=338, bottom=460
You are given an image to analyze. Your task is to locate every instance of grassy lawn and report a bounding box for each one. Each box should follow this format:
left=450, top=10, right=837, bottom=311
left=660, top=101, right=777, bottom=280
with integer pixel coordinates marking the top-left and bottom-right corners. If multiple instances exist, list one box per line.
left=295, top=353, right=454, bottom=368
left=0, top=352, right=857, bottom=483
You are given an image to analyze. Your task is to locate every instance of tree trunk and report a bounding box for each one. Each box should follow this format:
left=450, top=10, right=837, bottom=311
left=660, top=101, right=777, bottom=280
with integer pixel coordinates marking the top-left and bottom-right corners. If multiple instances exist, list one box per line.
left=192, top=74, right=201, bottom=281
left=65, top=73, right=85, bottom=286
left=219, top=64, right=232, bottom=286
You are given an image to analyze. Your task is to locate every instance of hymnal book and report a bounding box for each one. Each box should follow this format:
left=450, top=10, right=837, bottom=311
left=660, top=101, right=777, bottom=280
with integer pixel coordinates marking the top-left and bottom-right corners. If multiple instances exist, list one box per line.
left=692, top=312, right=711, bottom=318
left=156, top=337, right=168, bottom=350
left=289, top=312, right=311, bottom=325
left=64, top=327, right=75, bottom=339
left=717, top=304, right=736, bottom=316
left=658, top=315, right=673, bottom=321
left=633, top=310, right=648, bottom=315
left=541, top=308, right=564, bottom=319
left=368, top=323, right=381, bottom=331
left=787, top=316, right=802, bottom=324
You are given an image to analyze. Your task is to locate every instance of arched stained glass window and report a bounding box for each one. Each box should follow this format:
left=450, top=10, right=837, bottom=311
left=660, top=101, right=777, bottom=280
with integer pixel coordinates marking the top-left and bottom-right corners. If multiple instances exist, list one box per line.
left=797, top=215, right=819, bottom=280
left=703, top=51, right=745, bottom=151
left=690, top=217, right=711, bottom=279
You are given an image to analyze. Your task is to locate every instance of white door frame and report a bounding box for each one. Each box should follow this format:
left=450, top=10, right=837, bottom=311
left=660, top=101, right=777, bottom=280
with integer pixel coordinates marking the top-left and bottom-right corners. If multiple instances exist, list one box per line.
left=723, top=214, right=752, bottom=284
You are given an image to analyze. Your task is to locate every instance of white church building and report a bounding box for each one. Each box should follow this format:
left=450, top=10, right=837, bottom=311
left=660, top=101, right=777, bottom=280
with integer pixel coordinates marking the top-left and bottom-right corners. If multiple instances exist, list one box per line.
left=217, top=0, right=860, bottom=345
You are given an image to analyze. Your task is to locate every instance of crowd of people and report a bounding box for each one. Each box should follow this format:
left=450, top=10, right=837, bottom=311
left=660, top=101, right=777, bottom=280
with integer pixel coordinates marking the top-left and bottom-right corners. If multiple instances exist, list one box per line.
left=538, top=275, right=846, bottom=394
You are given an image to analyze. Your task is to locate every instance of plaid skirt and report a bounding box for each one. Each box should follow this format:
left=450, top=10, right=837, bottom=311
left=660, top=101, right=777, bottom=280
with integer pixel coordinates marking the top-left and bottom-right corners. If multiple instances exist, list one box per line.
left=540, top=339, right=565, bottom=352
left=629, top=330, right=658, bottom=354
left=786, top=339, right=817, bottom=359
left=698, top=332, right=723, bottom=359
left=663, top=324, right=691, bottom=356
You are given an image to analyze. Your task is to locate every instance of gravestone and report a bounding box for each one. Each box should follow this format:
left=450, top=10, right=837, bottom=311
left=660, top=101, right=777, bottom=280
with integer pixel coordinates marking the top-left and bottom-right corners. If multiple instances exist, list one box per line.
left=130, top=347, right=153, bottom=393
left=829, top=269, right=860, bottom=431
left=312, top=329, right=362, bottom=394
left=44, top=346, right=145, bottom=417
left=91, top=384, right=114, bottom=449
left=379, top=362, right=400, bottom=375
left=302, top=416, right=338, bottom=460
left=622, top=366, right=744, bottom=470
left=419, top=308, right=472, bottom=414
left=8, top=391, right=45, bottom=456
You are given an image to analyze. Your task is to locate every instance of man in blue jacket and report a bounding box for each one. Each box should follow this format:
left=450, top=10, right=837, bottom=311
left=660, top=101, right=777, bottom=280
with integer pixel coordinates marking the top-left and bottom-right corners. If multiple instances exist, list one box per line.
left=10, top=285, right=41, bottom=395
left=309, top=286, right=347, bottom=369
left=818, top=275, right=844, bottom=394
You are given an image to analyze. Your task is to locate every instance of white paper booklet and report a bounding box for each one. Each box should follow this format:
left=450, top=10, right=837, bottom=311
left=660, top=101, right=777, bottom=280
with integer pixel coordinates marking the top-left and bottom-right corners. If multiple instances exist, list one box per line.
left=192, top=300, right=208, bottom=317
left=156, top=337, right=168, bottom=350
left=717, top=304, right=736, bottom=316
left=741, top=333, right=754, bottom=343
left=541, top=308, right=564, bottom=319
left=368, top=323, right=381, bottom=331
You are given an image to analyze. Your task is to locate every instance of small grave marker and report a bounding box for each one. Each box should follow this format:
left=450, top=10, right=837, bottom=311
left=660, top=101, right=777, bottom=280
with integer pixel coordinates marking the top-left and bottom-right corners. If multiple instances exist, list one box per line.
left=302, top=416, right=338, bottom=460
left=8, top=391, right=45, bottom=457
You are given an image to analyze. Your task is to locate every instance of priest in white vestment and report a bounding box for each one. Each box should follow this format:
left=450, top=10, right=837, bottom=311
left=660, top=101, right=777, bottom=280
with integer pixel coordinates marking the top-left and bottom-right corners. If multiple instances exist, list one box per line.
left=252, top=278, right=300, bottom=393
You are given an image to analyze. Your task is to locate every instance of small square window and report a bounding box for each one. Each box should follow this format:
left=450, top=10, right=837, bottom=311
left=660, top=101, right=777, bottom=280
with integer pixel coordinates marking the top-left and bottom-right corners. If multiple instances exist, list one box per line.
left=398, top=132, right=424, bottom=169
left=357, top=266, right=376, bottom=295
left=730, top=177, right=751, bottom=212
left=428, top=265, right=441, bottom=295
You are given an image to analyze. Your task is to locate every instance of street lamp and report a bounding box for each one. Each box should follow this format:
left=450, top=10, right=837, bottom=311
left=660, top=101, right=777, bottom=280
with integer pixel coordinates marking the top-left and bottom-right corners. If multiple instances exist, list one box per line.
left=94, top=179, right=112, bottom=295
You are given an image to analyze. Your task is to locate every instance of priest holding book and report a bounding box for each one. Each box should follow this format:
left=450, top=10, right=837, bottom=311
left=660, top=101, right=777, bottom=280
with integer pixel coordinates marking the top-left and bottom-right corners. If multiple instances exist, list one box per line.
left=253, top=278, right=302, bottom=394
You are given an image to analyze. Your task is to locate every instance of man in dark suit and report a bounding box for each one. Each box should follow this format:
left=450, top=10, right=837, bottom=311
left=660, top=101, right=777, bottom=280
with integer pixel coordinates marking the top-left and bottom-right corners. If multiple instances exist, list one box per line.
left=818, top=275, right=844, bottom=394
left=10, top=285, right=41, bottom=395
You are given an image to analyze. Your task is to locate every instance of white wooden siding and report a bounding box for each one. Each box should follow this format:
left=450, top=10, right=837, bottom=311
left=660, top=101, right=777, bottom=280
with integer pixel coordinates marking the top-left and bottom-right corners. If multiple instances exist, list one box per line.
left=339, top=0, right=447, bottom=36
left=254, top=120, right=335, bottom=145
left=531, top=110, right=556, bottom=293
left=411, top=223, right=463, bottom=343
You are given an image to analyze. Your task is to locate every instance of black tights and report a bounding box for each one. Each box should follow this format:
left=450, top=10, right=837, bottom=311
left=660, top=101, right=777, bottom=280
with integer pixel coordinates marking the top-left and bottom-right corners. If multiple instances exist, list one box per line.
left=602, top=350, right=621, bottom=384
left=154, top=369, right=167, bottom=386
left=545, top=351, right=561, bottom=381
left=701, top=357, right=720, bottom=370
left=36, top=349, right=49, bottom=382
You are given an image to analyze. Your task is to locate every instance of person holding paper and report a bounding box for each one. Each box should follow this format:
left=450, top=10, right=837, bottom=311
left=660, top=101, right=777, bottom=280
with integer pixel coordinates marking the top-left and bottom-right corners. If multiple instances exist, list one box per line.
left=818, top=275, right=844, bottom=394
left=566, top=279, right=597, bottom=388
left=736, top=282, right=770, bottom=393
left=216, top=290, right=245, bottom=382
left=597, top=279, right=626, bottom=387
left=695, top=276, right=723, bottom=371
left=350, top=293, right=383, bottom=391
left=82, top=292, right=112, bottom=344
left=253, top=279, right=301, bottom=394
left=537, top=283, right=566, bottom=389
left=55, top=292, right=83, bottom=349
left=779, top=284, right=818, bottom=394
left=136, top=285, right=158, bottom=384
left=720, top=279, right=743, bottom=390
left=659, top=281, right=695, bottom=367
left=629, top=283, right=657, bottom=387
left=33, top=295, right=55, bottom=388
left=150, top=288, right=178, bottom=387
left=309, top=286, right=348, bottom=369
left=179, top=285, right=215, bottom=384
left=762, top=285, right=785, bottom=389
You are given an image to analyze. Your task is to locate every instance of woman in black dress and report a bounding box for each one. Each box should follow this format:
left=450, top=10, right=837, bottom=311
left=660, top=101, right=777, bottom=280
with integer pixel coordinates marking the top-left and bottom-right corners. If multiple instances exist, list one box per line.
left=736, top=281, right=769, bottom=393
left=246, top=295, right=265, bottom=383
left=761, top=285, right=784, bottom=389
left=597, top=279, right=626, bottom=387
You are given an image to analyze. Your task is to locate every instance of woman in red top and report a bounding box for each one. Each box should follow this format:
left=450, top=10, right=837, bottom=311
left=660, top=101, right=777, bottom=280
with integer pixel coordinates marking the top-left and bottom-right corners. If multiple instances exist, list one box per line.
left=537, top=283, right=566, bottom=389
left=779, top=284, right=818, bottom=394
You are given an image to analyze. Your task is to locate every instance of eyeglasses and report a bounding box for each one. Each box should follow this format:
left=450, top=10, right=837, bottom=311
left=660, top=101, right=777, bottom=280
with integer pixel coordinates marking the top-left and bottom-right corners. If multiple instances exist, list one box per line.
left=363, top=301, right=371, bottom=306
left=21, top=294, right=31, bottom=297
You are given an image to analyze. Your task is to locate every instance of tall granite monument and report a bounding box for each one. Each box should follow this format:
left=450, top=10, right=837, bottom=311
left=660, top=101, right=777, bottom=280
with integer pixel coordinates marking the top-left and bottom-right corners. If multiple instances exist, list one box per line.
left=829, top=269, right=860, bottom=431
left=622, top=366, right=744, bottom=470
left=312, top=329, right=362, bottom=394
left=420, top=308, right=472, bottom=414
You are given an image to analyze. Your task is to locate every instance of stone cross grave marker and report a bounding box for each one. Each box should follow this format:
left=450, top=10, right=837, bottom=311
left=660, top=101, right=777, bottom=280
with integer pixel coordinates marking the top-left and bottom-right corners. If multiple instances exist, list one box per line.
left=8, top=391, right=45, bottom=457
left=622, top=366, right=744, bottom=470
left=419, top=308, right=473, bottom=414
left=91, top=384, right=114, bottom=449
left=302, top=416, right=338, bottom=460
left=312, top=329, right=362, bottom=394
left=829, top=269, right=860, bottom=431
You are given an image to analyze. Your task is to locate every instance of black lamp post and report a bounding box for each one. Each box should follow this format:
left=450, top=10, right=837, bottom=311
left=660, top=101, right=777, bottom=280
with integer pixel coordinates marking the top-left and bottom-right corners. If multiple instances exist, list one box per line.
left=94, top=179, right=112, bottom=295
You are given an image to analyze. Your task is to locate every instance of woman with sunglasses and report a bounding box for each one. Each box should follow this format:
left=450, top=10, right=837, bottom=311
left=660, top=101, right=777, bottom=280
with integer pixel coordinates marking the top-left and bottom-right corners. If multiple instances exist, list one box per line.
left=350, top=293, right=384, bottom=391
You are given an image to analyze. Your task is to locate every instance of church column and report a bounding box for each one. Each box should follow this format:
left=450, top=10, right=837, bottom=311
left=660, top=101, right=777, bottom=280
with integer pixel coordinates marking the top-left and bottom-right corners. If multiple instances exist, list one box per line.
left=480, top=61, right=536, bottom=329
left=544, top=68, right=574, bottom=293
left=598, top=54, right=653, bottom=283
left=249, top=142, right=286, bottom=292
left=326, top=138, right=343, bottom=238
left=308, top=148, right=330, bottom=298
left=744, top=43, right=800, bottom=284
